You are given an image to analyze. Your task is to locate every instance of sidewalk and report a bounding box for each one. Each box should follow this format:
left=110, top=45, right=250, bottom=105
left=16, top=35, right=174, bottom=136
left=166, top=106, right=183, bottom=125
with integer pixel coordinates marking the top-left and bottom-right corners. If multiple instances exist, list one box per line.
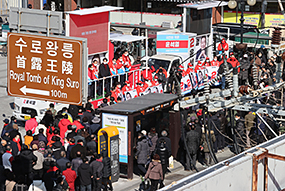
left=112, top=147, right=235, bottom=191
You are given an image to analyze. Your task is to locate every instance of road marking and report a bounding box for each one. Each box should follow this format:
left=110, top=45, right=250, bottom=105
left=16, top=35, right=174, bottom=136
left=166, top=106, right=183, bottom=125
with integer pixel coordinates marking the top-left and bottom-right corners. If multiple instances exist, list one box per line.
left=20, top=85, right=50, bottom=96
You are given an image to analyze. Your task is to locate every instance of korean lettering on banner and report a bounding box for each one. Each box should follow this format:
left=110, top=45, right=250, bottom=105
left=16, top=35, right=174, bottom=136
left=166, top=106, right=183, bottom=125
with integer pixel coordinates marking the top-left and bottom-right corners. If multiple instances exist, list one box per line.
left=8, top=33, right=82, bottom=105
left=124, top=89, right=138, bottom=101
left=151, top=84, right=163, bottom=93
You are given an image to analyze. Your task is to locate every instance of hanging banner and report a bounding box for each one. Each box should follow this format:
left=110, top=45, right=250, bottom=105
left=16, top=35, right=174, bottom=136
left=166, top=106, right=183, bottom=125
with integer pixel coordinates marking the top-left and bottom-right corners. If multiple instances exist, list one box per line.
left=181, top=75, right=193, bottom=95
left=124, top=89, right=138, bottom=100
left=151, top=84, right=164, bottom=93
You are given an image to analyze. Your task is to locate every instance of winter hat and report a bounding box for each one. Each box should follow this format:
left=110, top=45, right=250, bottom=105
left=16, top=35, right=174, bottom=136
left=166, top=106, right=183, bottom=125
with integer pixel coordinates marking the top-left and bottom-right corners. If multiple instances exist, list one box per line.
left=141, top=130, right=147, bottom=136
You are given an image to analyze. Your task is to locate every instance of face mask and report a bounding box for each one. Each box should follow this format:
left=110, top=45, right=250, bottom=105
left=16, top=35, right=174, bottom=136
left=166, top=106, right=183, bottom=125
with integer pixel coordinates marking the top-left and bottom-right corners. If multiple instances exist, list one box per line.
left=214, top=58, right=217, bottom=61
left=127, top=84, right=130, bottom=87
left=104, top=62, right=107, bottom=64
left=113, top=61, right=116, bottom=64
left=120, top=58, right=123, bottom=61
left=118, top=85, right=121, bottom=89
left=125, top=53, right=128, bottom=56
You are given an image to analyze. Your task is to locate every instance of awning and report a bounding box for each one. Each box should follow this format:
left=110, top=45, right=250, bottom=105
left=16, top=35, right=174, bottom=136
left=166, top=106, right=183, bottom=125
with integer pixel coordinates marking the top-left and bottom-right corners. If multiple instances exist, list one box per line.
left=99, top=93, right=178, bottom=114
left=178, top=1, right=228, bottom=10
left=66, top=5, right=123, bottom=15
left=110, top=33, right=147, bottom=43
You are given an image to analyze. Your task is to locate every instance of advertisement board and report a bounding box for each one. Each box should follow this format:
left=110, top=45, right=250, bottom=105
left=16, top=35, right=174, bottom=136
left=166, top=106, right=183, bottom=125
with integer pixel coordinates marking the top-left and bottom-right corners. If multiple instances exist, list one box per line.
left=157, top=34, right=189, bottom=54
left=7, top=33, right=83, bottom=105
left=102, top=113, right=128, bottom=163
left=68, top=12, right=109, bottom=55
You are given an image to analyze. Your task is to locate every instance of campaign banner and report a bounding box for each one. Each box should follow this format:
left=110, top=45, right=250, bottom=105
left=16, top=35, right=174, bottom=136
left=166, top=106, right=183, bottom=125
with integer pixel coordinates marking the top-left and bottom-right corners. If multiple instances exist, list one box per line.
left=206, top=66, right=219, bottom=86
left=181, top=75, right=192, bottom=95
left=151, top=84, right=164, bottom=93
left=197, top=70, right=206, bottom=90
left=189, top=72, right=198, bottom=90
left=124, top=89, right=138, bottom=101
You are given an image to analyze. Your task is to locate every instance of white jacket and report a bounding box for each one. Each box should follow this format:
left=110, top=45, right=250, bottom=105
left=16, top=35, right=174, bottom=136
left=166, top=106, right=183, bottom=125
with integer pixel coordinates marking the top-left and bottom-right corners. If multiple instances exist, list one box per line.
left=28, top=180, right=47, bottom=191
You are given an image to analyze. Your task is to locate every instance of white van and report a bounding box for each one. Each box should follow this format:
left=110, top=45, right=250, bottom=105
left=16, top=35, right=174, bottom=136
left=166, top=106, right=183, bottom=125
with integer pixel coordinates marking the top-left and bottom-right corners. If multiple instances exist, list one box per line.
left=13, top=97, right=69, bottom=122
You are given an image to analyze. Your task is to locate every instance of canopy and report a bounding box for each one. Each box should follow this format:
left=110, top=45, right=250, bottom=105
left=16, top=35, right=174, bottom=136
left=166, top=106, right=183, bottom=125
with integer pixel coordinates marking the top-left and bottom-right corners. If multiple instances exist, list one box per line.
left=178, top=1, right=228, bottom=10
left=66, top=6, right=123, bottom=15
left=99, top=93, right=178, bottom=114
left=110, top=33, right=147, bottom=43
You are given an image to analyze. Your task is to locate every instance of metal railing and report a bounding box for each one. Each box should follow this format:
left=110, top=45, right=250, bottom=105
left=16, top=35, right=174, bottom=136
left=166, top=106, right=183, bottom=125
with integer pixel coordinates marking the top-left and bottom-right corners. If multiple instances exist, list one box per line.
left=91, top=68, right=145, bottom=100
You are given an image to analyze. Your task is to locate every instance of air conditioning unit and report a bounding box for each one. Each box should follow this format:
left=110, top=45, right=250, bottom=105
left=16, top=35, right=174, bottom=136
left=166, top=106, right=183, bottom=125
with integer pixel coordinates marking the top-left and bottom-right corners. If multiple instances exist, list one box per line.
left=161, top=21, right=174, bottom=28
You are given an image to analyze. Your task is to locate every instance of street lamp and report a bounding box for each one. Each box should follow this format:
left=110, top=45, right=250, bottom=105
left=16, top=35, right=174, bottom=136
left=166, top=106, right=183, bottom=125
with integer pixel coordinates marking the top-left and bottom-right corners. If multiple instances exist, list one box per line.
left=228, top=0, right=256, bottom=44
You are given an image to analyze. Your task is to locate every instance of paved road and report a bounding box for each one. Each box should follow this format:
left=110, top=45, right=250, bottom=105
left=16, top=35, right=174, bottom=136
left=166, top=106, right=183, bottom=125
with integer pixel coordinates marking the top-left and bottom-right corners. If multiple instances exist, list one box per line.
left=0, top=54, right=26, bottom=137
left=113, top=147, right=235, bottom=191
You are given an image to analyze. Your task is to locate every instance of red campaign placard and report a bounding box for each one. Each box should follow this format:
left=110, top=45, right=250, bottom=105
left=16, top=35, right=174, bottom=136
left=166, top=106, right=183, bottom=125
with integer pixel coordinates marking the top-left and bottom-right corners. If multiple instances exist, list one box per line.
left=91, top=98, right=104, bottom=109
left=157, top=40, right=188, bottom=49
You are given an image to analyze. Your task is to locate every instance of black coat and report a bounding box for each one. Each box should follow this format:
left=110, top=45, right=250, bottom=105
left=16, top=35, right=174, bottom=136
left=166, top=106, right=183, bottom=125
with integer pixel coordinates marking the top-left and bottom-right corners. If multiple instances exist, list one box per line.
left=156, top=137, right=172, bottom=156
left=210, top=115, right=221, bottom=135
left=155, top=144, right=169, bottom=165
left=185, top=130, right=200, bottom=154
left=90, top=160, right=104, bottom=179
left=70, top=144, right=87, bottom=159
left=19, top=149, right=37, bottom=174
left=38, top=133, right=48, bottom=144
left=52, top=141, right=65, bottom=160
left=99, top=63, right=111, bottom=78
left=56, top=157, right=70, bottom=172
left=78, top=163, right=93, bottom=186
left=102, top=156, right=111, bottom=178
left=86, top=140, right=97, bottom=153
left=89, top=123, right=101, bottom=135
left=83, top=111, right=93, bottom=124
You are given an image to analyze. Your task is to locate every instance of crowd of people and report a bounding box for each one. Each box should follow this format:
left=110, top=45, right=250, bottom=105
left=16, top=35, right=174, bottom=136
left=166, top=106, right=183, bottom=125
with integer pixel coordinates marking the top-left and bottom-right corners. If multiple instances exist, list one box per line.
left=0, top=103, right=113, bottom=191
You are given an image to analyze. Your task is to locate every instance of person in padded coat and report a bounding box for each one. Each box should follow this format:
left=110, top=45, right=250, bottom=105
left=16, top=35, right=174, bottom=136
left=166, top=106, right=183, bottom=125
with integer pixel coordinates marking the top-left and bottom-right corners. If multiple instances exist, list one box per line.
left=154, top=140, right=169, bottom=180
left=102, top=151, right=113, bottom=191
left=145, top=154, right=163, bottom=191
left=135, top=133, right=150, bottom=176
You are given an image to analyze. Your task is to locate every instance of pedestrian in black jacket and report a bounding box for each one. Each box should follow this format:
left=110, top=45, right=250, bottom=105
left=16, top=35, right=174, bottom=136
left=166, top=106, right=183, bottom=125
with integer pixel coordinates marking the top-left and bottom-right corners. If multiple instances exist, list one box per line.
left=86, top=134, right=97, bottom=154
left=102, top=151, right=113, bottom=191
left=70, top=140, right=87, bottom=160
left=98, top=58, right=111, bottom=96
left=78, top=157, right=93, bottom=191
left=19, top=145, right=37, bottom=186
left=185, top=124, right=200, bottom=171
left=155, top=140, right=169, bottom=187
left=90, top=154, right=104, bottom=191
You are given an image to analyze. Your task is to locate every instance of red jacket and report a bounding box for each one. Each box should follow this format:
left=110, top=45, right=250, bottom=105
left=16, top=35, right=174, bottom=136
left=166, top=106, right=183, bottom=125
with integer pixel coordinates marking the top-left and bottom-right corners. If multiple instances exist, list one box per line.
left=218, top=42, right=229, bottom=51
left=116, top=59, right=125, bottom=70
left=58, top=119, right=71, bottom=139
left=136, top=86, right=144, bottom=95
left=122, top=85, right=132, bottom=94
left=227, top=57, right=240, bottom=72
left=25, top=118, right=38, bottom=134
left=72, top=120, right=84, bottom=130
left=108, top=61, right=117, bottom=76
left=63, top=168, right=77, bottom=191
left=122, top=54, right=131, bottom=70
